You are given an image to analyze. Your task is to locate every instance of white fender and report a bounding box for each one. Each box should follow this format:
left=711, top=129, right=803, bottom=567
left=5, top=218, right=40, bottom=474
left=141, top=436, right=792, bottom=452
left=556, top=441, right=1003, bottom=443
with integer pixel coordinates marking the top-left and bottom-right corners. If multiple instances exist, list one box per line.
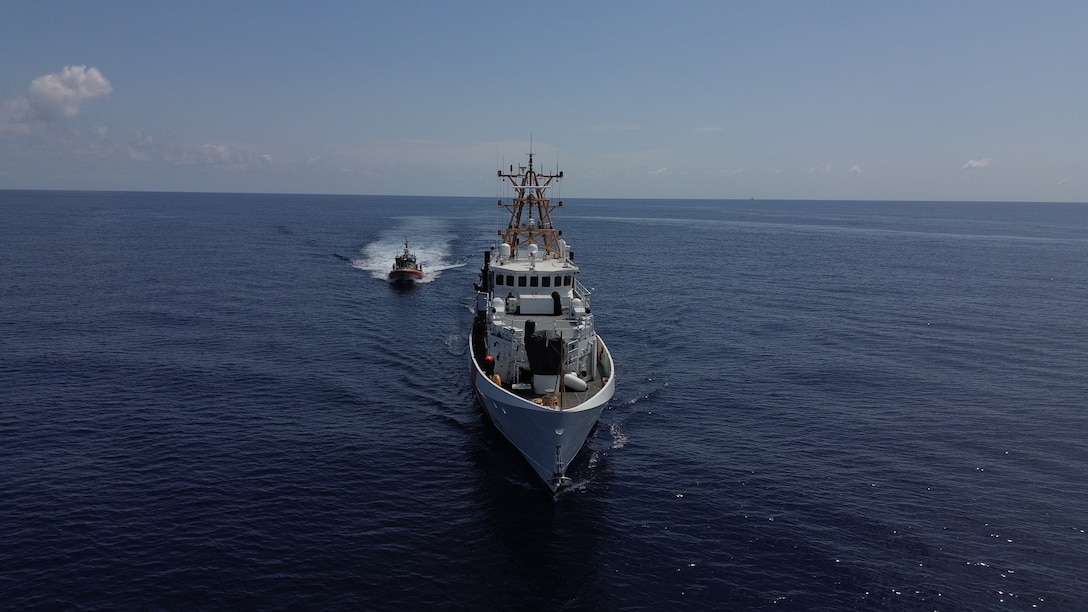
left=564, top=373, right=589, bottom=392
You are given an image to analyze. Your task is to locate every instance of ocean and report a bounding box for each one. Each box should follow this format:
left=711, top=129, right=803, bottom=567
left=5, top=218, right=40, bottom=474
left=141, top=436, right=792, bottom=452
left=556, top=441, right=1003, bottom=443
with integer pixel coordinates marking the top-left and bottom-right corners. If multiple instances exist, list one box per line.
left=2, top=190, right=1086, bottom=610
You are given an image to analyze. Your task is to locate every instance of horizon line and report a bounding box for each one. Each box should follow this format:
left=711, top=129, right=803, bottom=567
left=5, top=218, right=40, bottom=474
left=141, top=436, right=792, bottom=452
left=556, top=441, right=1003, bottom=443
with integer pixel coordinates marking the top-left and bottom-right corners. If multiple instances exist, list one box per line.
left=2, top=187, right=1086, bottom=206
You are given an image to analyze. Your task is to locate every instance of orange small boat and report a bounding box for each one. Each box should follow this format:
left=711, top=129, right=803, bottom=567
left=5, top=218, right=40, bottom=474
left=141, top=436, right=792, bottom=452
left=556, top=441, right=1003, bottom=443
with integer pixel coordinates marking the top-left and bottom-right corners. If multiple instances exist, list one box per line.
left=389, top=239, right=424, bottom=283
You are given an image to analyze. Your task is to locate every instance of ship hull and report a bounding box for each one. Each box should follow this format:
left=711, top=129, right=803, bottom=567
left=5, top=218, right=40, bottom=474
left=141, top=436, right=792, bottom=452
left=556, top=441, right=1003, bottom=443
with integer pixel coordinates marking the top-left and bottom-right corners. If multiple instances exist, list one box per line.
left=467, top=150, right=616, bottom=492
left=388, top=269, right=424, bottom=283
left=470, top=335, right=615, bottom=491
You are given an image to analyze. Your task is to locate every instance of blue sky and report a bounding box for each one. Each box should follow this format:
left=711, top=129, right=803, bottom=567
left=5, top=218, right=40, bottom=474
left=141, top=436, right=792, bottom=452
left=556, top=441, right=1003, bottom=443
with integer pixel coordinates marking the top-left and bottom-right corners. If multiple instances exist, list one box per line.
left=2, top=1, right=1086, bottom=201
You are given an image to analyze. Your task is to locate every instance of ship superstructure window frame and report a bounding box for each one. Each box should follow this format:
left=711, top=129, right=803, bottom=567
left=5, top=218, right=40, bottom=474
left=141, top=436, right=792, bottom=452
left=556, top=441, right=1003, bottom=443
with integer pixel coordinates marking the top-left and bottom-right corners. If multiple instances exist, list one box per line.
left=518, top=276, right=527, bottom=287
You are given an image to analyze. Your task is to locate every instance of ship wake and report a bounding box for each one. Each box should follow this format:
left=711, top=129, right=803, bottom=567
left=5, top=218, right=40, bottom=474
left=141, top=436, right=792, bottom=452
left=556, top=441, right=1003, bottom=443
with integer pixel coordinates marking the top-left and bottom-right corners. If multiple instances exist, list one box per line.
left=350, top=218, right=464, bottom=282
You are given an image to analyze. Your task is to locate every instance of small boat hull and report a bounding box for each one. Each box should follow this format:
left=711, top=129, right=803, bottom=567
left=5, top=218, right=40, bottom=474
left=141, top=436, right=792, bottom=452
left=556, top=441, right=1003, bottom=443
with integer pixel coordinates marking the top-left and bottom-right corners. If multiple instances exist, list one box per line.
left=388, top=269, right=424, bottom=283
left=390, top=238, right=423, bottom=282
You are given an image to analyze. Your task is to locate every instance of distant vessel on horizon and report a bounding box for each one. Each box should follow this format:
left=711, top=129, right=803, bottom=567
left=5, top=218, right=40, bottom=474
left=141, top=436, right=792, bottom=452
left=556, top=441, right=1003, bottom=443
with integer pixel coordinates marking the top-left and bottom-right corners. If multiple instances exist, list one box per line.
left=388, top=239, right=424, bottom=283
left=469, top=152, right=616, bottom=491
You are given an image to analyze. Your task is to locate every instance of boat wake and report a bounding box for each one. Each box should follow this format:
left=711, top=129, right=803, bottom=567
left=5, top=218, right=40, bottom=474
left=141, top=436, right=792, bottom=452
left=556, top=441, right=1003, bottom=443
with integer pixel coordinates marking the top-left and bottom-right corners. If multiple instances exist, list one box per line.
left=443, top=331, right=467, bottom=356
left=622, top=378, right=669, bottom=409
left=584, top=419, right=627, bottom=462
left=350, top=218, right=465, bottom=283
left=603, top=420, right=629, bottom=450
left=578, top=380, right=666, bottom=477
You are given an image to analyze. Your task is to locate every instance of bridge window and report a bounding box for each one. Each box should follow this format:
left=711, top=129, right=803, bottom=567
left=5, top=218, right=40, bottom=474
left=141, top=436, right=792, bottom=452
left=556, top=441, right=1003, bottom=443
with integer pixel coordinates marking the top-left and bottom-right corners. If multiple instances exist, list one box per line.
left=542, top=276, right=551, bottom=287
left=530, top=276, right=539, bottom=287
left=506, top=274, right=514, bottom=285
left=518, top=276, right=527, bottom=287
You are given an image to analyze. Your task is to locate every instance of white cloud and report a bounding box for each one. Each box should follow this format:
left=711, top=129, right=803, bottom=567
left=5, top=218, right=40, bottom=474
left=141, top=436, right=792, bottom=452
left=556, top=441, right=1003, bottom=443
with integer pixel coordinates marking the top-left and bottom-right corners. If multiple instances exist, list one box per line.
left=27, top=65, right=112, bottom=121
left=167, top=142, right=275, bottom=169
left=0, top=97, right=32, bottom=133
left=962, top=157, right=992, bottom=170
left=718, top=167, right=747, bottom=177
left=809, top=163, right=833, bottom=174
left=118, top=130, right=154, bottom=161
left=847, top=165, right=862, bottom=174
left=648, top=167, right=669, bottom=177
left=1, top=65, right=112, bottom=131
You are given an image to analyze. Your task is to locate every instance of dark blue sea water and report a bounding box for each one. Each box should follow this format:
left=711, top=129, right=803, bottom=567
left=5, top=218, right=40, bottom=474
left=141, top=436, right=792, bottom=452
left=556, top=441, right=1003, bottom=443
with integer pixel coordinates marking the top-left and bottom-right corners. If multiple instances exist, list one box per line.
left=2, top=190, right=1086, bottom=610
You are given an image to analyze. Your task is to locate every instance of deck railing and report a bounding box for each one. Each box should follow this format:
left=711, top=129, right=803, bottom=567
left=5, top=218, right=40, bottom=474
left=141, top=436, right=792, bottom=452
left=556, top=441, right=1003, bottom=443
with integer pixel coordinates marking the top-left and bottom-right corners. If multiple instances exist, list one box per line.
left=573, top=278, right=593, bottom=309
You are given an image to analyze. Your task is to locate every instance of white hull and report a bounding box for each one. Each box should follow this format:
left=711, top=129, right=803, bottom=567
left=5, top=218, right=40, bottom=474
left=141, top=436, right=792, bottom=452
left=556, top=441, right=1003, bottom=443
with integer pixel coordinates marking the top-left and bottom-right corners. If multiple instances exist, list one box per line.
left=470, top=336, right=615, bottom=491
left=469, top=150, right=616, bottom=492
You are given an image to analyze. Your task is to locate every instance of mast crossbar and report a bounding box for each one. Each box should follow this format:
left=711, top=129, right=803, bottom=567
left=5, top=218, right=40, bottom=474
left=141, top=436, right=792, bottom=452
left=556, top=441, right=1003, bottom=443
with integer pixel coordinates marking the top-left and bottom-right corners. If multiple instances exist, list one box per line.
left=497, top=153, right=564, bottom=257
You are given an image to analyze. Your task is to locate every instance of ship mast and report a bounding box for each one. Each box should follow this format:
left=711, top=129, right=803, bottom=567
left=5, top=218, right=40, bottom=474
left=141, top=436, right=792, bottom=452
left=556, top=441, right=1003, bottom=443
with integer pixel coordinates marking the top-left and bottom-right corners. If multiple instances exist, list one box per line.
left=497, top=153, right=563, bottom=257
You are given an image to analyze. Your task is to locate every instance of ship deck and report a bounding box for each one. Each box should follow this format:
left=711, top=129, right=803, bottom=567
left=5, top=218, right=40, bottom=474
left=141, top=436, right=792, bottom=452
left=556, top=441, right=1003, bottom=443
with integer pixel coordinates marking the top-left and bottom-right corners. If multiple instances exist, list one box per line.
left=472, top=313, right=613, bottom=411
left=505, top=372, right=608, bottom=411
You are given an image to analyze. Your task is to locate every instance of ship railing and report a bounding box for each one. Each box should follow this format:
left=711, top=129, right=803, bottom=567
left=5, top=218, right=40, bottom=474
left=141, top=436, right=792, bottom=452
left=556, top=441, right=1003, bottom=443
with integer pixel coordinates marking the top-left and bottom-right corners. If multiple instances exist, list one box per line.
left=573, top=278, right=593, bottom=308
left=561, top=334, right=589, bottom=376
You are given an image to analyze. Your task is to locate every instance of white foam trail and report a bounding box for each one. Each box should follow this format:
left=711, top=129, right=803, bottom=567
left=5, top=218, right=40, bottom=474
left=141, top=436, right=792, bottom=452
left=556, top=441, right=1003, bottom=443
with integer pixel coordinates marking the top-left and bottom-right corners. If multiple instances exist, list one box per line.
left=351, top=217, right=466, bottom=283
left=608, top=421, right=628, bottom=449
